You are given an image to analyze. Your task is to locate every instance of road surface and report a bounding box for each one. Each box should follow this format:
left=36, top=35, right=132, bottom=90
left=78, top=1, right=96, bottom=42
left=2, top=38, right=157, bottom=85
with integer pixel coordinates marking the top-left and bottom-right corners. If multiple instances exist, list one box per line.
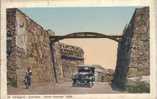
left=8, top=82, right=121, bottom=95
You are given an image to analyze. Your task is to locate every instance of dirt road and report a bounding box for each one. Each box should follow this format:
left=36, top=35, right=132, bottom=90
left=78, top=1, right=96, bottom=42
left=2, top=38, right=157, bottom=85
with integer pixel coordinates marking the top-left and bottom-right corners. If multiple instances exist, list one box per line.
left=8, top=82, right=120, bottom=95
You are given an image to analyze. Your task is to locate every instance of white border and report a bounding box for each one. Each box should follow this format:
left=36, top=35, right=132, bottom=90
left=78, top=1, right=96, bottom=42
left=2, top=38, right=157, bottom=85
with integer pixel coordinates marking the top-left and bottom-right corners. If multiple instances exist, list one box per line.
left=1, top=0, right=157, bottom=99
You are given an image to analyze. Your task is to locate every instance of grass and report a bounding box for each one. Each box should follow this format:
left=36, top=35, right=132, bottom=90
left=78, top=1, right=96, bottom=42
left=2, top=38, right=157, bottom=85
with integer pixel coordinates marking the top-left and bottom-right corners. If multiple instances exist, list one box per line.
left=126, top=81, right=150, bottom=93
left=7, top=79, right=17, bottom=87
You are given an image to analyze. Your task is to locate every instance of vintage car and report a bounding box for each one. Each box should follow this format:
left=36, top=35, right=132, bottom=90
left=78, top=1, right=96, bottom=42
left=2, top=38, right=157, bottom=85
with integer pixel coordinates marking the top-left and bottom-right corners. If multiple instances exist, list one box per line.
left=72, top=65, right=95, bottom=87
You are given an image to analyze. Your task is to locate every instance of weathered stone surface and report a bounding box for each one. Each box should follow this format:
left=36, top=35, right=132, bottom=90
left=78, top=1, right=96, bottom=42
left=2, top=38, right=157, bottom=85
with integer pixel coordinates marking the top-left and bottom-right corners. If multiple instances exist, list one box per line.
left=7, top=9, right=85, bottom=87
left=50, top=42, right=84, bottom=82
left=7, top=9, right=55, bottom=87
left=8, top=7, right=149, bottom=90
left=59, top=43, right=84, bottom=82
left=50, top=42, right=64, bottom=83
left=112, top=7, right=149, bottom=89
left=7, top=9, right=18, bottom=86
left=94, top=65, right=114, bottom=82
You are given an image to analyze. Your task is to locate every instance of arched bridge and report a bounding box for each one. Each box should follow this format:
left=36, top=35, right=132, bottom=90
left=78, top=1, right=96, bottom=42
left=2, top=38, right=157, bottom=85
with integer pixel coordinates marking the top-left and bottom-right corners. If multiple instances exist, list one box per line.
left=49, top=32, right=122, bottom=42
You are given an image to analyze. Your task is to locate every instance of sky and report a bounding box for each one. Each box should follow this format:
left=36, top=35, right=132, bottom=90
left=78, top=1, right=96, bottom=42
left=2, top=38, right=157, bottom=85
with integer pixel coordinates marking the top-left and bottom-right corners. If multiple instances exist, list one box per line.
left=62, top=39, right=118, bottom=69
left=20, top=7, right=136, bottom=35
left=20, top=7, right=136, bottom=69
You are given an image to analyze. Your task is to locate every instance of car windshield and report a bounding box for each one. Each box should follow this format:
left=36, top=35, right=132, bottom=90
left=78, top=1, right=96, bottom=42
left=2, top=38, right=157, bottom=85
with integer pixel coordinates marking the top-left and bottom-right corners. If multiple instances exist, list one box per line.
left=78, top=66, right=95, bottom=73
left=79, top=71, right=90, bottom=75
left=78, top=73, right=89, bottom=78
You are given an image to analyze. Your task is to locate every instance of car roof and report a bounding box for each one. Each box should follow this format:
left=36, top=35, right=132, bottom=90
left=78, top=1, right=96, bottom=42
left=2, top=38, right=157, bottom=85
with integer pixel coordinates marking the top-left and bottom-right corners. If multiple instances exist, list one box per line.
left=78, top=64, right=95, bottom=67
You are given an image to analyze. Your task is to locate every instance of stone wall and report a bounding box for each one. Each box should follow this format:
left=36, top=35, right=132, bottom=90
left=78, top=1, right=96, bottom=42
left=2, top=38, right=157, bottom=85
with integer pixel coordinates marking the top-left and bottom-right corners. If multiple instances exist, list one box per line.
left=60, top=43, right=84, bottom=81
left=7, top=9, right=55, bottom=87
left=7, top=9, right=17, bottom=86
left=50, top=42, right=64, bottom=83
left=50, top=42, right=84, bottom=82
left=7, top=9, right=85, bottom=87
left=112, top=7, right=149, bottom=89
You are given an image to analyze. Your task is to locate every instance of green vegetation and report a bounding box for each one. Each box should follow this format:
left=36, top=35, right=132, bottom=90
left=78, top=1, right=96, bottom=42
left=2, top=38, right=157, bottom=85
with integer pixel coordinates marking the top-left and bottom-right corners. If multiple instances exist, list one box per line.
left=105, top=75, right=113, bottom=82
left=7, top=79, right=17, bottom=87
left=126, top=81, right=150, bottom=93
left=140, top=15, right=145, bottom=24
left=127, top=68, right=148, bottom=77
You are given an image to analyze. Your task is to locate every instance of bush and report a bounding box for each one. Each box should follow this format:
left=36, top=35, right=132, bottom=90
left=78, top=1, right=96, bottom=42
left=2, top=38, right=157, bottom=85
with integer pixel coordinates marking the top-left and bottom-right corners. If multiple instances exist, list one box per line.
left=126, top=81, right=150, bottom=93
left=7, top=79, right=17, bottom=87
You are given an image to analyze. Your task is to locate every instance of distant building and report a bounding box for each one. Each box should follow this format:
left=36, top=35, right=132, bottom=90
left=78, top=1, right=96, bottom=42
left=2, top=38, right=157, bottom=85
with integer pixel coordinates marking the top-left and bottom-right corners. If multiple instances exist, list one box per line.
left=94, top=65, right=114, bottom=82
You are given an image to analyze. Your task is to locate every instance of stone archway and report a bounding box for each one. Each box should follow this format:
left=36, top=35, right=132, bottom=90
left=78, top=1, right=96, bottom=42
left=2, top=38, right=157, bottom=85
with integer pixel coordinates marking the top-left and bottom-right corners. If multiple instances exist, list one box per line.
left=49, top=32, right=121, bottom=83
left=7, top=7, right=149, bottom=90
left=49, top=7, right=149, bottom=90
left=49, top=32, right=122, bottom=42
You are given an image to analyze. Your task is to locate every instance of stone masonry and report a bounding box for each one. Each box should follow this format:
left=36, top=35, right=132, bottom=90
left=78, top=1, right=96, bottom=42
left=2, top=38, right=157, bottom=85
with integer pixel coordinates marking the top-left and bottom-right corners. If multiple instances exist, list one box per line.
left=7, top=7, right=149, bottom=89
left=112, top=7, right=149, bottom=89
left=59, top=43, right=84, bottom=82
left=7, top=8, right=55, bottom=87
left=7, top=8, right=84, bottom=87
left=50, top=42, right=84, bottom=82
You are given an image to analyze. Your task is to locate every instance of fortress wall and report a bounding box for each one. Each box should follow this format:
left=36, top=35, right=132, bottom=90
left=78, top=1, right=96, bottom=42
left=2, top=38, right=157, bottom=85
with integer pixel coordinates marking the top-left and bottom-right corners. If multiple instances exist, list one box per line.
left=7, top=8, right=85, bottom=87
left=112, top=7, right=149, bottom=89
left=59, top=43, right=84, bottom=81
left=50, top=42, right=64, bottom=83
left=7, top=9, right=17, bottom=86
left=50, top=42, right=84, bottom=82
left=7, top=9, right=55, bottom=87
